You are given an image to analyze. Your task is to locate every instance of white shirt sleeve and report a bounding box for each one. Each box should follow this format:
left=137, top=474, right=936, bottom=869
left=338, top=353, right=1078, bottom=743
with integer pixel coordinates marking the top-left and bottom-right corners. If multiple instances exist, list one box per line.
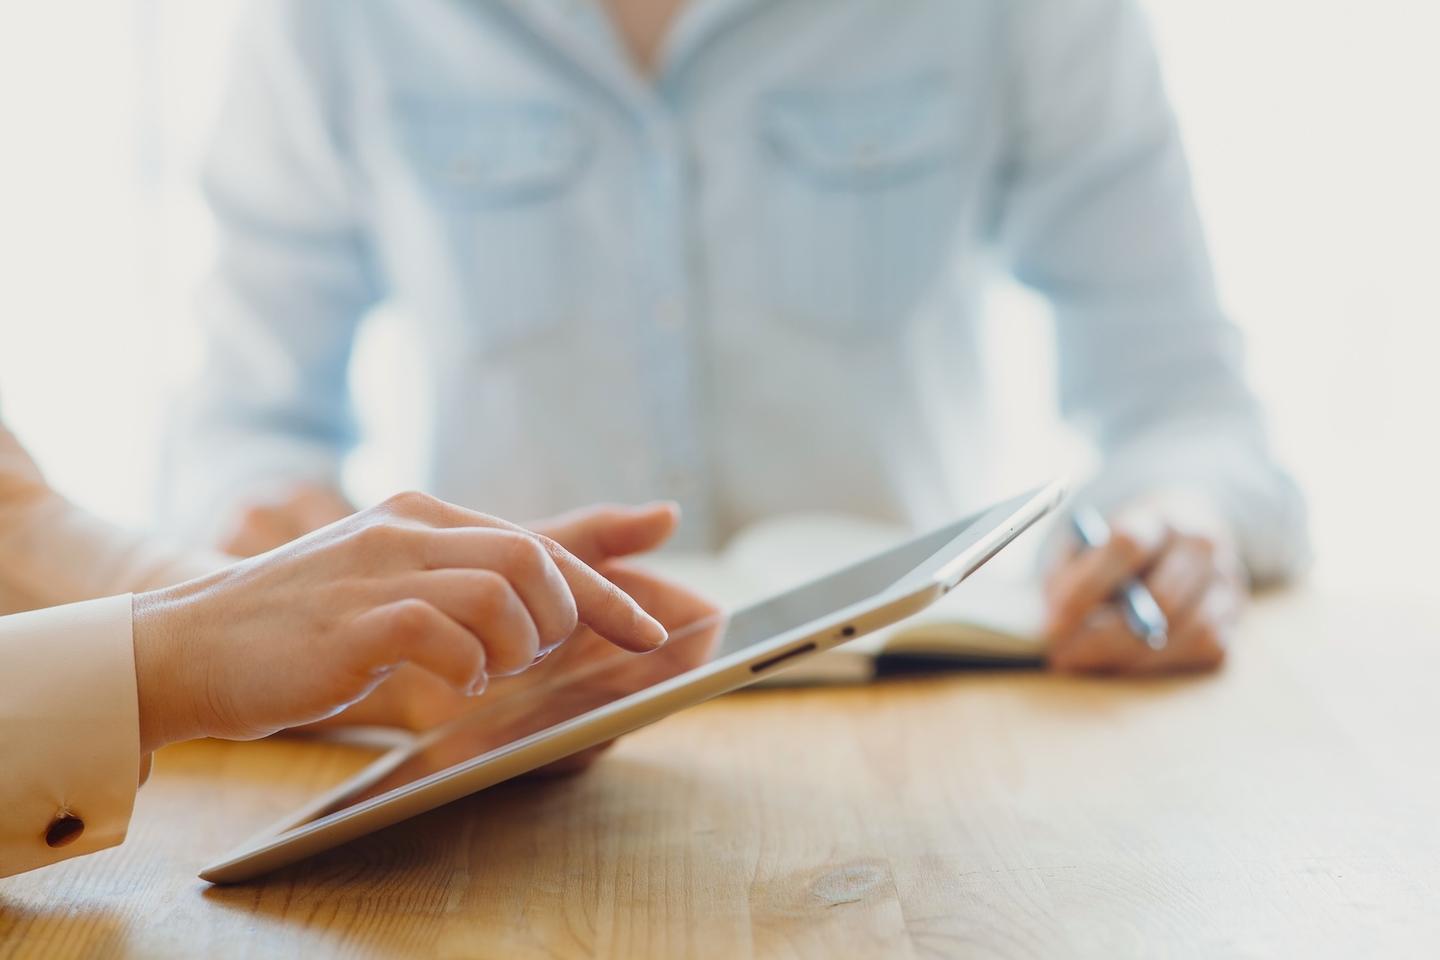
left=0, top=596, right=143, bottom=878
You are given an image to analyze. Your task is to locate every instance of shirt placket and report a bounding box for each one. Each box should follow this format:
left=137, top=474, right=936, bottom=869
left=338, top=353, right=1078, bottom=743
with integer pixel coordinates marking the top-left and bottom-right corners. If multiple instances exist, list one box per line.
left=502, top=0, right=719, bottom=545
left=634, top=114, right=713, bottom=547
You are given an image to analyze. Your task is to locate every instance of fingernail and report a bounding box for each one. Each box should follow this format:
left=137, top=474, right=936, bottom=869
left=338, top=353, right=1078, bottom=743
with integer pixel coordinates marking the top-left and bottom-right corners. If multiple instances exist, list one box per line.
left=467, top=672, right=489, bottom=697
left=639, top=613, right=669, bottom=650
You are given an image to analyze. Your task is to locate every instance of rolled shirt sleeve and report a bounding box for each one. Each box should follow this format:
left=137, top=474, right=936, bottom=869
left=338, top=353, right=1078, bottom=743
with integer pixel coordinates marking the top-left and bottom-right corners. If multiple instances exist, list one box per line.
left=997, top=0, right=1310, bottom=583
left=0, top=596, right=143, bottom=878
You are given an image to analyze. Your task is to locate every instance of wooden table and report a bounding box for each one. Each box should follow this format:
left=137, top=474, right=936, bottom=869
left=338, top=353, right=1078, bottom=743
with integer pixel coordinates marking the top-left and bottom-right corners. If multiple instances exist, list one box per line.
left=3, top=590, right=1439, bottom=959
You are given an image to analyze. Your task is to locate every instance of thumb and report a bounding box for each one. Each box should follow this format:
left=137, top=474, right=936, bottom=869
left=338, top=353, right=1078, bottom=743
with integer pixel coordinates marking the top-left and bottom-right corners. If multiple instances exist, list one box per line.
left=530, top=501, right=680, bottom=565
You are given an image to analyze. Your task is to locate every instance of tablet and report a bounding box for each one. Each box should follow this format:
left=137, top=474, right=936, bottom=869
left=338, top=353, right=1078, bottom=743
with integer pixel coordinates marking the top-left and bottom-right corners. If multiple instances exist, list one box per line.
left=200, top=481, right=1063, bottom=883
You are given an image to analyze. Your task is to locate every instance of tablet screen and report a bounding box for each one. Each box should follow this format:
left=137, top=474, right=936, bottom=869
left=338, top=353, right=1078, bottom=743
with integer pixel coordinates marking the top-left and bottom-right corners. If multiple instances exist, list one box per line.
left=291, top=511, right=989, bottom=825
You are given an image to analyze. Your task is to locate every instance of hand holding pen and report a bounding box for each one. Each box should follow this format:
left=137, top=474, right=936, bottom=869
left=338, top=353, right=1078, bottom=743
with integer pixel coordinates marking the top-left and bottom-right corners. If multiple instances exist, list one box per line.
left=1043, top=494, right=1248, bottom=675
left=1070, top=505, right=1169, bottom=651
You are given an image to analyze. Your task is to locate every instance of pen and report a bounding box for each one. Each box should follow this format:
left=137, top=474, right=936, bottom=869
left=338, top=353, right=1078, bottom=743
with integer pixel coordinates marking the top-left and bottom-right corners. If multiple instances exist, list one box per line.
left=1069, top=505, right=1169, bottom=652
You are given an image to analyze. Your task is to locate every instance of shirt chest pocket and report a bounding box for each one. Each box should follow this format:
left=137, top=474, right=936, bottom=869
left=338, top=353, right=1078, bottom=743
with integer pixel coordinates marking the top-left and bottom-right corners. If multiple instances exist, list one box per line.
left=396, top=99, right=593, bottom=352
left=758, top=74, right=969, bottom=340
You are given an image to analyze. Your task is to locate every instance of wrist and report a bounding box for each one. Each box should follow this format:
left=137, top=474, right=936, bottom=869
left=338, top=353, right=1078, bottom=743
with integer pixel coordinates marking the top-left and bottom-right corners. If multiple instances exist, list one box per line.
left=1128, top=486, right=1248, bottom=585
left=132, top=584, right=210, bottom=753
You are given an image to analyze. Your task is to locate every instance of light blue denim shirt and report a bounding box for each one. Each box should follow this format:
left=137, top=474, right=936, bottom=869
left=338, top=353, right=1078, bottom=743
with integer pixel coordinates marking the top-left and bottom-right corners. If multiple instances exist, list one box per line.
left=173, top=0, right=1307, bottom=579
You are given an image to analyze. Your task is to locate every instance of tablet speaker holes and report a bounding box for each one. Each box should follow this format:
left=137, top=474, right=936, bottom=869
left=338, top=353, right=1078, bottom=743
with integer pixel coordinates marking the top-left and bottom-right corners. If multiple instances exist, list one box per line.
left=752, top=642, right=818, bottom=674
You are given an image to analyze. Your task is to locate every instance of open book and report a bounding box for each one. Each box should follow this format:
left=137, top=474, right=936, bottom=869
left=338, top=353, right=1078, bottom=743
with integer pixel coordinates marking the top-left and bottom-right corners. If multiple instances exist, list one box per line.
left=636, top=514, right=1049, bottom=685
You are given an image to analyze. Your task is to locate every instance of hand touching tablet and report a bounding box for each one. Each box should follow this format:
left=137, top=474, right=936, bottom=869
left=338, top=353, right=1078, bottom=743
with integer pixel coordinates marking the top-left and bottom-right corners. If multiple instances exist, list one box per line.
left=131, top=492, right=668, bottom=753
left=306, top=501, right=721, bottom=755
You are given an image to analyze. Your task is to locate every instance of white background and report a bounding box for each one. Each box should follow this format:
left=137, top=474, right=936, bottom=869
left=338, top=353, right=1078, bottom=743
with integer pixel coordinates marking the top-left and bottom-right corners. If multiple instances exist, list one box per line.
left=0, top=1, right=1436, bottom=592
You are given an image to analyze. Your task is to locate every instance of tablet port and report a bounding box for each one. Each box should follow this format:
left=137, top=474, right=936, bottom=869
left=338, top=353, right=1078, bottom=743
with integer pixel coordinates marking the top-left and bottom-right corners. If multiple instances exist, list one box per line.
left=751, top=642, right=818, bottom=674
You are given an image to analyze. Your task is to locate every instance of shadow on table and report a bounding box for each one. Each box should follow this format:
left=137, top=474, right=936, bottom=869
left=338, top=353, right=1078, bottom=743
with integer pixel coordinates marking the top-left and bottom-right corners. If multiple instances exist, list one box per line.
left=197, top=754, right=730, bottom=954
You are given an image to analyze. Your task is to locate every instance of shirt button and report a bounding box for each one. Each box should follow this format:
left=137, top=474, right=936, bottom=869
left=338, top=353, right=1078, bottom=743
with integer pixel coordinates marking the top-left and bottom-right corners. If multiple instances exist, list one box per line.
left=45, top=813, right=85, bottom=848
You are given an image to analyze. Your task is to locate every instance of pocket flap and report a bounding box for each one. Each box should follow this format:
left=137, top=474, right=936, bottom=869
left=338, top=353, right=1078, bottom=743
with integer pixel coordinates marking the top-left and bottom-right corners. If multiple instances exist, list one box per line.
left=396, top=98, right=592, bottom=205
left=759, top=73, right=961, bottom=189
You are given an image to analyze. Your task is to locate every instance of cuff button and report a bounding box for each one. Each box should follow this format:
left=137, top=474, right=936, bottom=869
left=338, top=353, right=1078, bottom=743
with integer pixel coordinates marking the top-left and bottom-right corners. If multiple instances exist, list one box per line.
left=45, top=813, right=85, bottom=848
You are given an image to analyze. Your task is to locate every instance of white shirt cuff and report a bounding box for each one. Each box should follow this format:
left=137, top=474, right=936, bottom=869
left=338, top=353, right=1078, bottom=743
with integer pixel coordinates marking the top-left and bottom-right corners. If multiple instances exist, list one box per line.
left=0, top=595, right=142, bottom=878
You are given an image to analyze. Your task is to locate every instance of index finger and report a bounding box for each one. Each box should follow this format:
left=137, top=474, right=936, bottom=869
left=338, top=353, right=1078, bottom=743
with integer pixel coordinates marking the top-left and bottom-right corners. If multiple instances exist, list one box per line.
left=414, top=500, right=669, bottom=652
left=535, top=537, right=669, bottom=652
left=598, top=562, right=721, bottom=630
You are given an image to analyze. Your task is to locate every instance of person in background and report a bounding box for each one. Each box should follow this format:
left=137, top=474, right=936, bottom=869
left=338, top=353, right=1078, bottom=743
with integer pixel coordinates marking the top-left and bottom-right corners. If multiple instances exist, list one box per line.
left=1, top=413, right=711, bottom=878
left=170, top=0, right=1308, bottom=675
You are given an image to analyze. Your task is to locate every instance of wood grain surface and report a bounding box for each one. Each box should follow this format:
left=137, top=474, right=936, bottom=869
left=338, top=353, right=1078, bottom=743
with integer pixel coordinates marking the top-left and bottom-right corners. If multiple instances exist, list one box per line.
left=3, top=590, right=1439, bottom=959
